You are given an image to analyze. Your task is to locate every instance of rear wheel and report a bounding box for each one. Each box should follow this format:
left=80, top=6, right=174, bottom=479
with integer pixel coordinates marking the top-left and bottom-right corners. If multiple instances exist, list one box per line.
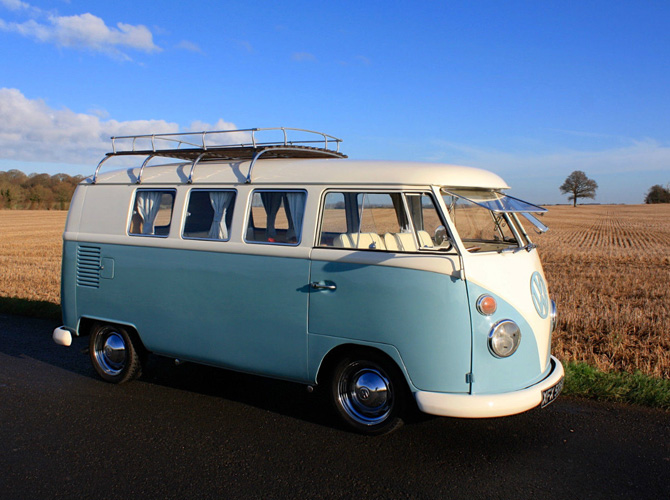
left=89, top=323, right=143, bottom=384
left=330, top=352, right=405, bottom=435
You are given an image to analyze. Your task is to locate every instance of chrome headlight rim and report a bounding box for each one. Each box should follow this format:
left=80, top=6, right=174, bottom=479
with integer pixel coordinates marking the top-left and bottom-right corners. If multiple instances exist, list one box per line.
left=550, top=300, right=557, bottom=333
left=487, top=319, right=522, bottom=358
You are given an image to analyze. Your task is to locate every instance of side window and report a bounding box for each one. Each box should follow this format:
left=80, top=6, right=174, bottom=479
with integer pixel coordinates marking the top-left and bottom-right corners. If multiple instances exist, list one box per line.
left=405, top=193, right=450, bottom=249
left=183, top=190, right=236, bottom=241
left=246, top=191, right=306, bottom=245
left=129, top=190, right=175, bottom=237
left=318, top=192, right=412, bottom=251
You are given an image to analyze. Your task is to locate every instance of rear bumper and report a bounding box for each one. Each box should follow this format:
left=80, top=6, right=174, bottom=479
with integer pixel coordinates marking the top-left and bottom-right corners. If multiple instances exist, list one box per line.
left=53, top=326, right=74, bottom=347
left=414, top=356, right=565, bottom=418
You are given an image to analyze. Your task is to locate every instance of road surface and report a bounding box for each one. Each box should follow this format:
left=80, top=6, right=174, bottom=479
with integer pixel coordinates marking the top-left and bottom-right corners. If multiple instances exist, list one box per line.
left=1, top=314, right=668, bottom=499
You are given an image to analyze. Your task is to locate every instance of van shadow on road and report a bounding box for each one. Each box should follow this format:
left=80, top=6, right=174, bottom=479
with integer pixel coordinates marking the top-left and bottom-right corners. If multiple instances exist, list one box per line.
left=1, top=314, right=669, bottom=500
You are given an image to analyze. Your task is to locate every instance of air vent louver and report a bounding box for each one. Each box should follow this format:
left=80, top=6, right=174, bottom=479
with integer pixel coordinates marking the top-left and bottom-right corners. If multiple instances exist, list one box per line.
left=76, top=245, right=101, bottom=288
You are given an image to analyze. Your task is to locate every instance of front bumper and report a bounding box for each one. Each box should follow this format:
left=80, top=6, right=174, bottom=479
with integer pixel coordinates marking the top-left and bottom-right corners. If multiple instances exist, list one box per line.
left=414, top=356, right=565, bottom=418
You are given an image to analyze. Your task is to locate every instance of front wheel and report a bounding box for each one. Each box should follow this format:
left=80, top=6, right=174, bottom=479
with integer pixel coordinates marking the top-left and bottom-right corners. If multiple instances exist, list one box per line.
left=89, top=323, right=143, bottom=384
left=330, top=352, right=405, bottom=435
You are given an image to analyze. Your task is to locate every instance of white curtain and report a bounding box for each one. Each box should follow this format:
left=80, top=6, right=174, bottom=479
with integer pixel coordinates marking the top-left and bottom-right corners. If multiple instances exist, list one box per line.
left=285, top=192, right=305, bottom=241
left=136, top=191, right=163, bottom=235
left=208, top=191, right=234, bottom=239
left=260, top=192, right=283, bottom=238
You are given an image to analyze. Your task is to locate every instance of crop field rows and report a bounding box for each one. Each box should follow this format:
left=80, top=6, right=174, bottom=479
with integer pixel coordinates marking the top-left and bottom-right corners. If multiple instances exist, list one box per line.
left=1, top=204, right=669, bottom=379
left=535, top=205, right=670, bottom=378
left=0, top=211, right=65, bottom=304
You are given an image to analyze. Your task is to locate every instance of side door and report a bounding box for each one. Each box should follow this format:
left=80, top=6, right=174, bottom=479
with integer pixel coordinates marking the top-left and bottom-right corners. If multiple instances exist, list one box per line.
left=121, top=188, right=311, bottom=383
left=308, top=191, right=472, bottom=394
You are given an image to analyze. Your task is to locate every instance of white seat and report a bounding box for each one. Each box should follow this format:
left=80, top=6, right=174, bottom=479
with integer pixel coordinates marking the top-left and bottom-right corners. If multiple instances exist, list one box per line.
left=417, top=230, right=434, bottom=248
left=395, top=232, right=417, bottom=251
left=333, top=233, right=386, bottom=250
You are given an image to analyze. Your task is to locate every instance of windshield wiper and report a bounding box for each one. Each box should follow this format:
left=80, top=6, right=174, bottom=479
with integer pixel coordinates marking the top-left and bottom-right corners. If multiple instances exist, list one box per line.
left=497, top=242, right=537, bottom=254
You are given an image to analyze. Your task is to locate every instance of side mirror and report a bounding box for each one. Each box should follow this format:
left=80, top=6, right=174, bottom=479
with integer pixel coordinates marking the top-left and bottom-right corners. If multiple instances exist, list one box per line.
left=434, top=225, right=452, bottom=250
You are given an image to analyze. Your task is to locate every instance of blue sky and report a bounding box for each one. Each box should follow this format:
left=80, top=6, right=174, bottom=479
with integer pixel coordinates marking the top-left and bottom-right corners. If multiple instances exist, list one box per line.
left=1, top=0, right=668, bottom=204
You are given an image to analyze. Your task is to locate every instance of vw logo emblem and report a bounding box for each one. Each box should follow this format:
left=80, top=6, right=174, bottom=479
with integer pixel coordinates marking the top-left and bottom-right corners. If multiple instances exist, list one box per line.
left=530, top=272, right=549, bottom=319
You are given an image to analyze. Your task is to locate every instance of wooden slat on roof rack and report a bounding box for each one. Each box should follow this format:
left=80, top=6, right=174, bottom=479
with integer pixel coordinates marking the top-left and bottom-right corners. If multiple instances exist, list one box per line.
left=107, top=144, right=347, bottom=161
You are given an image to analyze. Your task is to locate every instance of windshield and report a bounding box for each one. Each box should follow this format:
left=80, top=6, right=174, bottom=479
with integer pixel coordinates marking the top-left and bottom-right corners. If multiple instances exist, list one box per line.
left=441, top=189, right=548, bottom=253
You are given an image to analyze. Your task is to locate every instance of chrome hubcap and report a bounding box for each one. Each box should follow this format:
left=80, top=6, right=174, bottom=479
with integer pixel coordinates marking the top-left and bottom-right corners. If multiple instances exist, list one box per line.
left=339, top=364, right=393, bottom=426
left=94, top=332, right=126, bottom=376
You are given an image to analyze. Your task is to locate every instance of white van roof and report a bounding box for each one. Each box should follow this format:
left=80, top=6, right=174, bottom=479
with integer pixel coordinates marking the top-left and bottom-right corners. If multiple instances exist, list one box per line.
left=88, top=128, right=509, bottom=189
left=88, top=158, right=510, bottom=190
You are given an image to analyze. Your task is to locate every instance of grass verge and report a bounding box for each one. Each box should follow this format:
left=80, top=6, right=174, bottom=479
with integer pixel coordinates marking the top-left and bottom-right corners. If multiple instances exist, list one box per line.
left=563, top=361, right=670, bottom=410
left=0, top=297, right=61, bottom=321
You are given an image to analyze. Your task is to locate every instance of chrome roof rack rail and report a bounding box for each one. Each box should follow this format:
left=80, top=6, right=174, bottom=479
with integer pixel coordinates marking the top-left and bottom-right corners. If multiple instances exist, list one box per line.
left=136, top=155, right=157, bottom=184
left=245, top=147, right=343, bottom=184
left=92, top=127, right=346, bottom=183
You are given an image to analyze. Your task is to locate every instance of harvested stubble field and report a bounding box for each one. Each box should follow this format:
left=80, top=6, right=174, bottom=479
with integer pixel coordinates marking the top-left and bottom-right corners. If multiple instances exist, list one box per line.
left=1, top=205, right=669, bottom=379
left=0, top=210, right=65, bottom=304
left=534, top=204, right=670, bottom=379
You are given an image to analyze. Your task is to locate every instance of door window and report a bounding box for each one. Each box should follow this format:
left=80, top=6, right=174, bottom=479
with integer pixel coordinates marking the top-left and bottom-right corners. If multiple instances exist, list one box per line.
left=318, top=191, right=450, bottom=252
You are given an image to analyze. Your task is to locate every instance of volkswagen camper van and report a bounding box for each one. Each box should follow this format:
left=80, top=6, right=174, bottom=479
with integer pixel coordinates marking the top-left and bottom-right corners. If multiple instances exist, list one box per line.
left=53, top=127, right=563, bottom=434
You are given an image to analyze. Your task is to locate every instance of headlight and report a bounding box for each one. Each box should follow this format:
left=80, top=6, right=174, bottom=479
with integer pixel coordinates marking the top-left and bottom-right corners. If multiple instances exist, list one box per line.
left=550, top=300, right=557, bottom=333
left=488, top=320, right=521, bottom=358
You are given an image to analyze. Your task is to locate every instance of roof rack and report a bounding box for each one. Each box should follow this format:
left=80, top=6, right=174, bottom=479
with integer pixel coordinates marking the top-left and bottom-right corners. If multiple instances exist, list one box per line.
left=92, top=127, right=346, bottom=184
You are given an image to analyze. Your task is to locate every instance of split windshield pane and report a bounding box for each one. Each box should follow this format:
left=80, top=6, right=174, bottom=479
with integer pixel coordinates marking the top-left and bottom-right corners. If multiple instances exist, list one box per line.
left=442, top=190, right=525, bottom=252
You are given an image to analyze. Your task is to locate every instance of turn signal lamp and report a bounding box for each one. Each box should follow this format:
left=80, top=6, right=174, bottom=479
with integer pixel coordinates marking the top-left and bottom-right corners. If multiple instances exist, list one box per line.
left=476, top=295, right=497, bottom=316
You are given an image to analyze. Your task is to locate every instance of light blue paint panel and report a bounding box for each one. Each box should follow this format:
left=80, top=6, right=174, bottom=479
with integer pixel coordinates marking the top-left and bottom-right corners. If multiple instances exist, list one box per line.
left=467, top=282, right=548, bottom=394
left=309, top=260, right=472, bottom=393
left=61, top=241, right=78, bottom=328
left=70, top=242, right=310, bottom=383
left=307, top=333, right=411, bottom=387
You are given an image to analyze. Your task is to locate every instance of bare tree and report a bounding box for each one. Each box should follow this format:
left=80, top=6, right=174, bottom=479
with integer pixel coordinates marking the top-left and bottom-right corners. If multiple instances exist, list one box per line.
left=560, top=171, right=598, bottom=207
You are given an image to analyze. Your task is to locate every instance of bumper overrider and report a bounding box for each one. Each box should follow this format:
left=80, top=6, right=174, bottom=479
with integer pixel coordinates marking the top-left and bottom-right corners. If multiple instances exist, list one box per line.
left=414, top=356, right=565, bottom=418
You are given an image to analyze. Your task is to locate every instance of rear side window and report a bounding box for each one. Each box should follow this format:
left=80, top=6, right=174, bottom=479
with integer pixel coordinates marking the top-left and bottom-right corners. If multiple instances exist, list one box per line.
left=129, top=190, right=175, bottom=237
left=183, top=190, right=236, bottom=241
left=246, top=190, right=306, bottom=245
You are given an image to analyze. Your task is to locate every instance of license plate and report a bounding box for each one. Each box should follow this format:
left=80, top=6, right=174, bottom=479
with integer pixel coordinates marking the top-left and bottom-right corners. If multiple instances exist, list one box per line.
left=541, top=376, right=564, bottom=408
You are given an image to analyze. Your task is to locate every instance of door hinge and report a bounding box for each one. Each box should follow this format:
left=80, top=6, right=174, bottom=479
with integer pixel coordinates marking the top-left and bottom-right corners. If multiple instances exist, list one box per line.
left=465, top=372, right=474, bottom=384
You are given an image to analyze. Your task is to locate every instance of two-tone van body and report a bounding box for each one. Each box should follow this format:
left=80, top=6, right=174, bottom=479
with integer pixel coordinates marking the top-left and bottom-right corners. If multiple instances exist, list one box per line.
left=53, top=128, right=564, bottom=434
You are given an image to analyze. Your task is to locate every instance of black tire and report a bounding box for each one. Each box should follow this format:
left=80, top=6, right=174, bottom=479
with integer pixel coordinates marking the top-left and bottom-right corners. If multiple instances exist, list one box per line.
left=330, top=351, right=406, bottom=435
left=89, top=323, right=143, bottom=384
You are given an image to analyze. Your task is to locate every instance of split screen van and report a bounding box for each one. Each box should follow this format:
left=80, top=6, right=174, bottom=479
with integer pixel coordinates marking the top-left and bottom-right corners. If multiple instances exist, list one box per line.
left=53, top=127, right=563, bottom=434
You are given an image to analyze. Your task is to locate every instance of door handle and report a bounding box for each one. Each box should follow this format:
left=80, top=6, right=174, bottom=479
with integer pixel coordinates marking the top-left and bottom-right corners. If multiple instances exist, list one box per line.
left=310, top=281, right=337, bottom=291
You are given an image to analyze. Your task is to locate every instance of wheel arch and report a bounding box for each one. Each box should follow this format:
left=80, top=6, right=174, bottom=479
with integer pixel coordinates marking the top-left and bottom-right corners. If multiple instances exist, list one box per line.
left=78, top=317, right=148, bottom=355
left=315, top=342, right=415, bottom=394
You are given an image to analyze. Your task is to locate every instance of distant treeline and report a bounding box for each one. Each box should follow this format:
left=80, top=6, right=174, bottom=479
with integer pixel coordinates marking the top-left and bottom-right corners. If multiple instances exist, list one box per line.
left=0, top=170, right=84, bottom=210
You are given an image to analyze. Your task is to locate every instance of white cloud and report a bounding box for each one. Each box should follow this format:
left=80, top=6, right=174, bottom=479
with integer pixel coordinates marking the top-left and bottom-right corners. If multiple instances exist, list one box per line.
left=428, top=138, right=670, bottom=178
left=176, top=40, right=202, bottom=53
left=0, top=88, right=241, bottom=166
left=0, top=2, right=161, bottom=59
left=0, top=0, right=34, bottom=12
left=186, top=119, right=251, bottom=145
left=235, top=40, right=253, bottom=53
left=425, top=138, right=670, bottom=204
left=354, top=55, right=371, bottom=65
left=292, top=51, right=316, bottom=62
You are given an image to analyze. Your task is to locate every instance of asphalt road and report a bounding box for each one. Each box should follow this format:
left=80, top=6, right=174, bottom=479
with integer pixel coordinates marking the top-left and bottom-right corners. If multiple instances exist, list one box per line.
left=1, top=313, right=668, bottom=500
